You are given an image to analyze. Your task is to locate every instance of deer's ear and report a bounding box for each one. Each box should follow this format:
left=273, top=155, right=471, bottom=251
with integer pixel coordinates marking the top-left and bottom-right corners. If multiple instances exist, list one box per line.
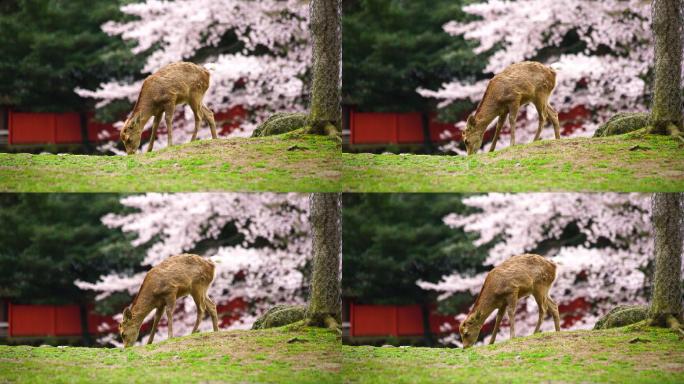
left=123, top=307, right=132, bottom=320
left=473, top=310, right=482, bottom=322
left=466, top=114, right=475, bottom=126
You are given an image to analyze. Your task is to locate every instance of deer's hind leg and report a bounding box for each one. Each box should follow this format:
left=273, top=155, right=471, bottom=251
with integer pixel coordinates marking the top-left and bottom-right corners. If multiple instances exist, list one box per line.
left=546, top=104, right=561, bottom=139
left=532, top=99, right=548, bottom=142
left=489, top=112, right=508, bottom=152
left=532, top=290, right=548, bottom=334
left=146, top=112, right=163, bottom=152
left=191, top=290, right=206, bottom=333
left=147, top=304, right=165, bottom=344
left=546, top=296, right=561, bottom=332
left=201, top=104, right=217, bottom=139
left=205, top=295, right=219, bottom=332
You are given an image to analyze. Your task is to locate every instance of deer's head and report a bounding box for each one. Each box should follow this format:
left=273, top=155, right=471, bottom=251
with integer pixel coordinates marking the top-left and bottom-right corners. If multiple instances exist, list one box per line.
left=120, top=115, right=143, bottom=155
left=119, top=307, right=139, bottom=348
left=459, top=310, right=483, bottom=348
left=463, top=114, right=484, bottom=156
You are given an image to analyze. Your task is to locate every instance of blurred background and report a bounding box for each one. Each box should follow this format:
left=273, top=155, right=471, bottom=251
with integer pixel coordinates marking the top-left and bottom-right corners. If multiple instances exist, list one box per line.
left=0, top=193, right=312, bottom=347
left=342, top=193, right=666, bottom=347
left=0, top=0, right=310, bottom=154
left=342, top=0, right=655, bottom=154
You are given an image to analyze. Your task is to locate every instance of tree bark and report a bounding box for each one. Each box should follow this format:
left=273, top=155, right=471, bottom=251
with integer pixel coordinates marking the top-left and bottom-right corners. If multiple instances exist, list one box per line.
left=421, top=112, right=435, bottom=154
left=420, top=300, right=435, bottom=346
left=650, top=0, right=683, bottom=135
left=79, top=302, right=93, bottom=346
left=306, top=193, right=342, bottom=328
left=307, top=0, right=342, bottom=136
left=649, top=193, right=683, bottom=328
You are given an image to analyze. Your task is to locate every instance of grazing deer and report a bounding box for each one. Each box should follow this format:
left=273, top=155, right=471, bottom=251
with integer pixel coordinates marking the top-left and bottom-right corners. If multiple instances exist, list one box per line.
left=119, top=254, right=219, bottom=347
left=120, top=62, right=218, bottom=155
left=459, top=254, right=561, bottom=348
left=463, top=61, right=561, bottom=155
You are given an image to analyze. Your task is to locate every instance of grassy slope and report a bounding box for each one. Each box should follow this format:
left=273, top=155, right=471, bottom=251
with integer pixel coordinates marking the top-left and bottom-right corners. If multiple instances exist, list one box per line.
left=342, top=326, right=684, bottom=384
left=342, top=133, right=684, bottom=192
left=0, top=132, right=340, bottom=192
left=0, top=327, right=340, bottom=384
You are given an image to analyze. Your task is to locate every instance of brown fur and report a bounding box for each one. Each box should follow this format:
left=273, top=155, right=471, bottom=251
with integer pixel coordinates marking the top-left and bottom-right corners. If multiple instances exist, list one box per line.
left=119, top=254, right=219, bottom=347
left=120, top=62, right=218, bottom=155
left=459, top=254, right=561, bottom=348
left=464, top=61, right=562, bottom=155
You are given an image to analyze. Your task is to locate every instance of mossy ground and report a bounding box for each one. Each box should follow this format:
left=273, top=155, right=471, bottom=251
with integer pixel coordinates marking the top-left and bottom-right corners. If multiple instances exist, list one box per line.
left=0, top=327, right=340, bottom=384
left=0, top=131, right=340, bottom=192
left=342, top=326, right=684, bottom=384
left=342, top=133, right=684, bottom=192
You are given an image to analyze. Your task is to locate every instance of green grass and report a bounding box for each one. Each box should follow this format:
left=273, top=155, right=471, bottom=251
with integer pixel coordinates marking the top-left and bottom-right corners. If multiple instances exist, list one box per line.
left=0, top=131, right=340, bottom=192
left=342, top=326, right=684, bottom=384
left=342, top=133, right=684, bottom=192
left=0, top=327, right=340, bottom=384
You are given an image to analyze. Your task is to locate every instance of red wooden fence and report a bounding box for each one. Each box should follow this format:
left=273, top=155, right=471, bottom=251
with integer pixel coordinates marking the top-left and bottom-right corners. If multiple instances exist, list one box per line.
left=8, top=303, right=115, bottom=337
left=348, top=302, right=459, bottom=337
left=7, top=106, right=247, bottom=146
left=349, top=109, right=459, bottom=145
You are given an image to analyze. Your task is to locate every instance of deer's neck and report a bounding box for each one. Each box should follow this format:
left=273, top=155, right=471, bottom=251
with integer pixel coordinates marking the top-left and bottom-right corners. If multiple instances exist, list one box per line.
left=468, top=285, right=498, bottom=327
left=129, top=291, right=156, bottom=327
left=473, top=105, right=499, bottom=135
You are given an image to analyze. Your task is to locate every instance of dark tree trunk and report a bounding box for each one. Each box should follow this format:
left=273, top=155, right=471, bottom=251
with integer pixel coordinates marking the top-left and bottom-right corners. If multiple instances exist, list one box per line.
left=306, top=193, right=342, bottom=328
left=420, top=300, right=435, bottom=346
left=79, top=112, right=92, bottom=153
left=421, top=112, right=435, bottom=154
left=307, top=0, right=342, bottom=136
left=649, top=193, right=683, bottom=328
left=650, top=0, right=683, bottom=135
left=79, top=303, right=93, bottom=346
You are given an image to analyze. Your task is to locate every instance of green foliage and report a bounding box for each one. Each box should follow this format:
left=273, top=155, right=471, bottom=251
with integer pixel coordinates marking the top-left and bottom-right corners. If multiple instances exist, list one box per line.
left=0, top=327, right=341, bottom=383
left=342, top=194, right=489, bottom=305
left=0, top=134, right=341, bottom=192
left=342, top=0, right=487, bottom=113
left=0, top=194, right=145, bottom=305
left=0, top=0, right=144, bottom=112
left=342, top=327, right=684, bottom=383
left=342, top=134, right=684, bottom=192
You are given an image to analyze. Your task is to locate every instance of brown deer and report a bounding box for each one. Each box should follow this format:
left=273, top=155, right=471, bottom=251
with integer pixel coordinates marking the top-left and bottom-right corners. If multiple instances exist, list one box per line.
left=463, top=61, right=561, bottom=155
left=119, top=254, right=219, bottom=347
left=459, top=254, right=561, bottom=348
left=120, top=62, right=218, bottom=155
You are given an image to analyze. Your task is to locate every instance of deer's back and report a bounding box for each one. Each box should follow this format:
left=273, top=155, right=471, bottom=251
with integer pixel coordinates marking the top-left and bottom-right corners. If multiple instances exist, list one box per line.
left=143, top=254, right=215, bottom=298
left=487, top=61, right=556, bottom=102
left=486, top=254, right=556, bottom=296
left=139, top=62, right=211, bottom=106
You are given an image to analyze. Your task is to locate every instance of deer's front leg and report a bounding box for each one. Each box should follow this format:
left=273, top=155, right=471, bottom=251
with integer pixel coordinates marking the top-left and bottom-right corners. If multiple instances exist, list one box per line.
left=506, top=294, right=518, bottom=339
left=147, top=113, right=162, bottom=152
left=508, top=103, right=520, bottom=146
left=147, top=306, right=165, bottom=344
left=164, top=105, right=175, bottom=147
left=489, top=305, right=506, bottom=344
left=165, top=298, right=176, bottom=339
left=489, top=113, right=508, bottom=152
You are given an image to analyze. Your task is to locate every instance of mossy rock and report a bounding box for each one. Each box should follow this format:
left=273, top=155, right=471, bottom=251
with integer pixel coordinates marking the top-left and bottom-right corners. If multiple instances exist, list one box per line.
left=252, top=112, right=308, bottom=137
left=594, top=305, right=649, bottom=330
left=252, top=304, right=307, bottom=330
left=594, top=112, right=650, bottom=137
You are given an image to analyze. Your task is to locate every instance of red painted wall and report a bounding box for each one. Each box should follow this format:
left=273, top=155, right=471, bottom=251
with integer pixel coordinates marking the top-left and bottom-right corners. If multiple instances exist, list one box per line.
left=8, top=111, right=119, bottom=145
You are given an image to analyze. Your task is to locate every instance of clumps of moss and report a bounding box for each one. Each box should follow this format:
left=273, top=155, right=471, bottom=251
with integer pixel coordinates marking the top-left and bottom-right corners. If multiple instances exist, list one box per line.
left=251, top=112, right=308, bottom=137
left=252, top=305, right=307, bottom=329
left=594, top=305, right=649, bottom=330
left=594, top=112, right=650, bottom=137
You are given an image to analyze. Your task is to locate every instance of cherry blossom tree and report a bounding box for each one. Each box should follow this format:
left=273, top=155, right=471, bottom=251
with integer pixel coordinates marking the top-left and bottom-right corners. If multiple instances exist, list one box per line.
left=418, top=0, right=658, bottom=153
left=76, top=193, right=311, bottom=346
left=76, top=0, right=310, bottom=154
left=418, top=193, right=679, bottom=347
